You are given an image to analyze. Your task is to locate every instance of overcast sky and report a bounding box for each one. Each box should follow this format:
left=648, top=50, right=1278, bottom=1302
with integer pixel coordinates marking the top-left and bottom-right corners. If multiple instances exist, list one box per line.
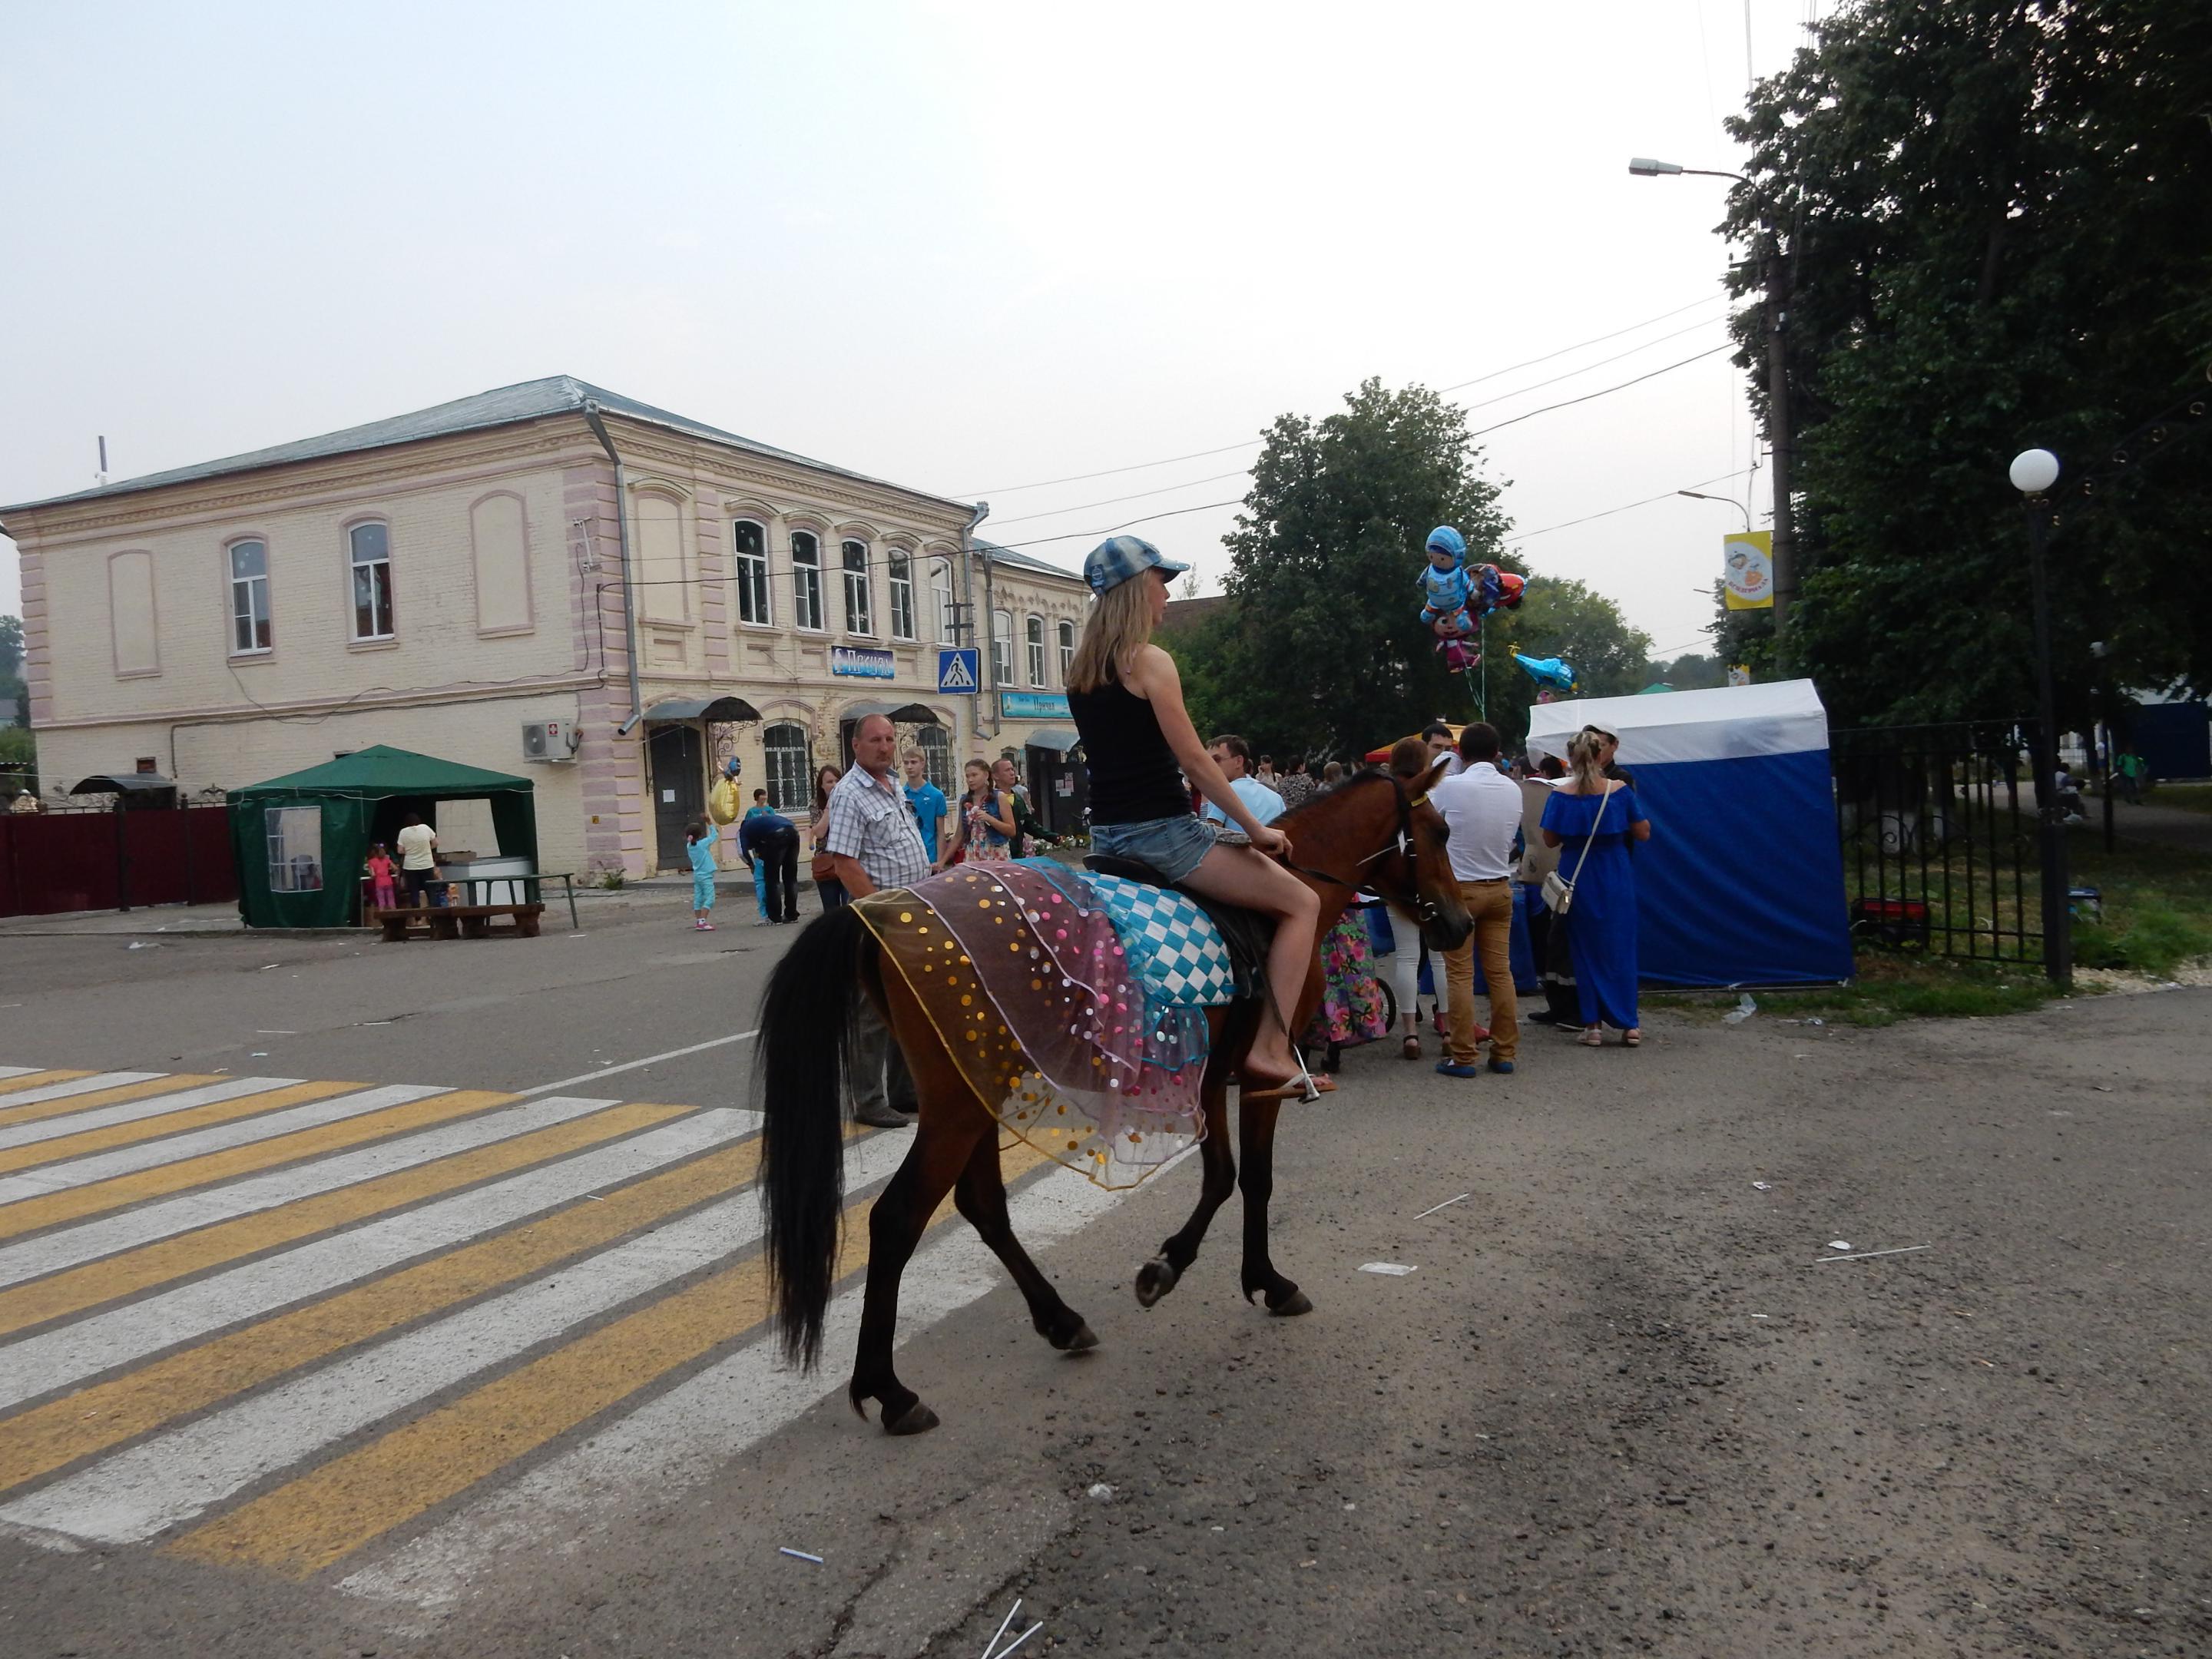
left=1, top=0, right=1829, bottom=664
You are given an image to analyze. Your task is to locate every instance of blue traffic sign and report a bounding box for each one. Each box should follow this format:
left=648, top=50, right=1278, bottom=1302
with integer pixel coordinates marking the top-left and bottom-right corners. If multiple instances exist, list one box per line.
left=937, top=647, right=980, bottom=695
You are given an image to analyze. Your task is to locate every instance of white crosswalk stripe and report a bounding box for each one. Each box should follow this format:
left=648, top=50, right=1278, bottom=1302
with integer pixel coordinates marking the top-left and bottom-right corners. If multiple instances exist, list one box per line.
left=0, top=1072, right=163, bottom=1108
left=0, top=1076, right=307, bottom=1151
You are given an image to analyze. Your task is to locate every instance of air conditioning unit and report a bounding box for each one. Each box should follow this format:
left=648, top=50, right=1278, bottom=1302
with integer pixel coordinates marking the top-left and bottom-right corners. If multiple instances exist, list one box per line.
left=521, top=720, right=575, bottom=763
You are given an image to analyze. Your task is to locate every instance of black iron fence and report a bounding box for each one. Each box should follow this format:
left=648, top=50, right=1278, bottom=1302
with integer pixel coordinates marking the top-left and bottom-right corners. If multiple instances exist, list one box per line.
left=1831, top=720, right=2045, bottom=966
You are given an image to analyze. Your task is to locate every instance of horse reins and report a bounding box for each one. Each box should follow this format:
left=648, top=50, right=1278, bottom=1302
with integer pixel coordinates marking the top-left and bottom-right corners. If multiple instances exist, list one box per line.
left=1273, top=773, right=1441, bottom=925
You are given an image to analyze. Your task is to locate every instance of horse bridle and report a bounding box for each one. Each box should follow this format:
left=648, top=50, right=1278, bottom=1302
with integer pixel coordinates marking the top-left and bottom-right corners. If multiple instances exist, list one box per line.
left=1274, top=772, right=1442, bottom=927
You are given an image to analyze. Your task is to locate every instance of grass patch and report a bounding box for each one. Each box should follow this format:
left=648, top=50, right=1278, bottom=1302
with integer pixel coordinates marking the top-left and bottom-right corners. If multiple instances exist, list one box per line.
left=1648, top=952, right=2063, bottom=1028
left=2147, top=782, right=2212, bottom=816
left=2068, top=830, right=2212, bottom=977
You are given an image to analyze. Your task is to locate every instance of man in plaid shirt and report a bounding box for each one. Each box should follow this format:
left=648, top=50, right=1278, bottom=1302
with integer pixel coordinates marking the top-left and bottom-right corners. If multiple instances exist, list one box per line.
left=822, top=714, right=933, bottom=1125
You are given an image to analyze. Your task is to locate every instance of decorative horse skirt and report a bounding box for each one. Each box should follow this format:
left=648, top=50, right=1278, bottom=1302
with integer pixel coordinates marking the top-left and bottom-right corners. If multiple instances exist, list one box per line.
left=854, top=859, right=1237, bottom=1188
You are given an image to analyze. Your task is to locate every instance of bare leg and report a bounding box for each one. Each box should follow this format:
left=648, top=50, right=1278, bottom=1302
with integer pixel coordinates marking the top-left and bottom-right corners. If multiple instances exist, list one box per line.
left=954, top=1134, right=1096, bottom=1350
left=1177, top=844, right=1320, bottom=1085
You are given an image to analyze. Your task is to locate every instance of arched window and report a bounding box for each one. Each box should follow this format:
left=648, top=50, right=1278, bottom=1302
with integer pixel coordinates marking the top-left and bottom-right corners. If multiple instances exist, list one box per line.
left=842, top=538, right=873, bottom=635
left=790, top=531, right=823, bottom=631
left=916, top=724, right=953, bottom=794
left=932, top=561, right=955, bottom=641
left=887, top=551, right=916, bottom=640
left=228, top=539, right=272, bottom=654
left=732, top=520, right=770, bottom=625
left=991, top=609, right=1013, bottom=687
left=1057, top=618, right=1075, bottom=684
left=763, top=721, right=811, bottom=812
left=1025, top=614, right=1046, bottom=686
left=349, top=522, right=395, bottom=640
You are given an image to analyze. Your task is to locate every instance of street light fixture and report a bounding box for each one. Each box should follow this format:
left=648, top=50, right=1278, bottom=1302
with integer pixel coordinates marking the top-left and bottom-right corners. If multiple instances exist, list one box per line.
left=1631, top=155, right=1799, bottom=669
left=2010, top=446, right=2071, bottom=988
left=1677, top=488, right=1752, bottom=531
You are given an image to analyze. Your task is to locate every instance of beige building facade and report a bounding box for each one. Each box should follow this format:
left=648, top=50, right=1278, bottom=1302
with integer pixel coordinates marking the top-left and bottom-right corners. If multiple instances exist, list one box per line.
left=3, top=378, right=1093, bottom=879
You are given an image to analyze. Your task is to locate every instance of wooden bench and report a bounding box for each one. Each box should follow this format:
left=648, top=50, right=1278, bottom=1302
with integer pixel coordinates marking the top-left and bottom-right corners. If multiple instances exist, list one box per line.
left=376, top=903, right=545, bottom=942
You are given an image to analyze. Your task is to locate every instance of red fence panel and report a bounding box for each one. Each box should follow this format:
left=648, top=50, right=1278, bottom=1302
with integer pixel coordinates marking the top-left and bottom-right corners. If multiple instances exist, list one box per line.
left=0, top=813, right=121, bottom=916
left=0, top=806, right=235, bottom=919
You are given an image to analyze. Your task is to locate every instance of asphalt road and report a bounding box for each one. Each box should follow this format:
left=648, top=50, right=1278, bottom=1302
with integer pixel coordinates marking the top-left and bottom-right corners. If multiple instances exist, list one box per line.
left=2, top=895, right=2207, bottom=1658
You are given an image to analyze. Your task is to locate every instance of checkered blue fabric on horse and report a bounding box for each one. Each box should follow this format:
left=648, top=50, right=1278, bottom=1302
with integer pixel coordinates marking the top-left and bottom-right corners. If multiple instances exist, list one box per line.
left=1085, top=873, right=1237, bottom=1006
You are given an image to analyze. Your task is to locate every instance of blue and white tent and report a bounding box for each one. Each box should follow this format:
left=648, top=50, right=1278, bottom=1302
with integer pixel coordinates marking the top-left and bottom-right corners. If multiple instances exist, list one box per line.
left=1526, top=680, right=1852, bottom=987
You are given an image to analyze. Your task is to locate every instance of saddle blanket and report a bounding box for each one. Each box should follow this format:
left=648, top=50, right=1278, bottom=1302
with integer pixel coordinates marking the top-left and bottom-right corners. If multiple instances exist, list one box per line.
left=1077, top=872, right=1236, bottom=1007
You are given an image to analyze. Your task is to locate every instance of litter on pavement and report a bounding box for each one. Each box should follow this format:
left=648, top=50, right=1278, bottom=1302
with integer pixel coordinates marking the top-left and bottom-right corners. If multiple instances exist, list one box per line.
left=1815, top=1243, right=1932, bottom=1263
left=981, top=1598, right=1023, bottom=1657
left=1086, top=1482, right=1115, bottom=1502
left=1723, top=994, right=1757, bottom=1024
left=778, top=1547, right=823, bottom=1563
left=1411, top=1194, right=1470, bottom=1220
left=1359, top=1262, right=1418, bottom=1277
left=1751, top=1181, right=1773, bottom=1191
left=1826, top=1240, right=1853, bottom=1251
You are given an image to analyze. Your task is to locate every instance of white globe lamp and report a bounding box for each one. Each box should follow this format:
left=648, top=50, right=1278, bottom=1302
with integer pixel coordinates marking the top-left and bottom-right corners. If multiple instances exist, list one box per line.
left=2009, top=448, right=2061, bottom=495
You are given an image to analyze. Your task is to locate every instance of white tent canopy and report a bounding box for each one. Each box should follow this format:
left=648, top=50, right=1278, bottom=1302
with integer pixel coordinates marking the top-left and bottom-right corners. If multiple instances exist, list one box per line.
left=1527, top=680, right=1830, bottom=767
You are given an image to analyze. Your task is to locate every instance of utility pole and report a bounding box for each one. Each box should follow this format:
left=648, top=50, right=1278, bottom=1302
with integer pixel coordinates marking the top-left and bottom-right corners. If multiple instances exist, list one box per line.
left=1761, top=227, right=1796, bottom=664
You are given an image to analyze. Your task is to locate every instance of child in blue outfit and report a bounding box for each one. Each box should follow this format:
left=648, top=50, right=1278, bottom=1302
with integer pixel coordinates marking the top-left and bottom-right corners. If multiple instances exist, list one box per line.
left=685, top=819, right=719, bottom=930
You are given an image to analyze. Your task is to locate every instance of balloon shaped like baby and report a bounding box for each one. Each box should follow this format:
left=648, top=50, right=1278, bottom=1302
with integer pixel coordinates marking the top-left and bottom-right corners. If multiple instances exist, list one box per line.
left=1418, top=526, right=1525, bottom=647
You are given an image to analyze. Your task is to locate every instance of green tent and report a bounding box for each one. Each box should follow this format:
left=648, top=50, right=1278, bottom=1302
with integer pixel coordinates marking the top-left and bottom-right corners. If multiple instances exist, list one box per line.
left=227, top=744, right=538, bottom=929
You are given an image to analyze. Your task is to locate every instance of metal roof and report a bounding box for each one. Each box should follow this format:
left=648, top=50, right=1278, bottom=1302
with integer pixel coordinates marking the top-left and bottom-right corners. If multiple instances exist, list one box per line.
left=0, top=376, right=976, bottom=518
left=975, top=539, right=1088, bottom=587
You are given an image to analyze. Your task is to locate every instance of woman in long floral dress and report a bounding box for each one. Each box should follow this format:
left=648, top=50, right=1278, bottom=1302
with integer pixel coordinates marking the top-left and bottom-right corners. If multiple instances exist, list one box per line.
left=1302, top=903, right=1392, bottom=1071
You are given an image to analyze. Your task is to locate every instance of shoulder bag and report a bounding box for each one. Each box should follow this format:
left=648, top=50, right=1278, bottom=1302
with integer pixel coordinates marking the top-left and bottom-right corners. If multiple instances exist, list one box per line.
left=1541, top=784, right=1611, bottom=918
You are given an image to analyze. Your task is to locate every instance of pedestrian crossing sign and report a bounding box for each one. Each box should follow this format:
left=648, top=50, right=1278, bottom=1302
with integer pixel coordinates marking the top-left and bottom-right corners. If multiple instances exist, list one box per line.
left=937, top=647, right=980, bottom=694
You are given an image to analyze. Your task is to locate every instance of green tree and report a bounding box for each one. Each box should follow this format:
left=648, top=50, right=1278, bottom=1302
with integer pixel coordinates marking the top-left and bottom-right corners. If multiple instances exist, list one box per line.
left=1482, top=579, right=1654, bottom=746
left=0, top=614, right=25, bottom=730
left=0, top=725, right=34, bottom=797
left=1720, top=0, right=2212, bottom=725
left=1651, top=651, right=1730, bottom=691
left=1201, top=379, right=1515, bottom=760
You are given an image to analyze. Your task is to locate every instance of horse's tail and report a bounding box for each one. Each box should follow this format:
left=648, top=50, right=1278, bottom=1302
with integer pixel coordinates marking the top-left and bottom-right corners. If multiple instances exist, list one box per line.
left=756, top=902, right=870, bottom=1371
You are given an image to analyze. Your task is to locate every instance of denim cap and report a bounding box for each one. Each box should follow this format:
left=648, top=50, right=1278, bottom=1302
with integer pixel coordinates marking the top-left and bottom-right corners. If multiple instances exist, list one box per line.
left=1084, top=535, right=1190, bottom=594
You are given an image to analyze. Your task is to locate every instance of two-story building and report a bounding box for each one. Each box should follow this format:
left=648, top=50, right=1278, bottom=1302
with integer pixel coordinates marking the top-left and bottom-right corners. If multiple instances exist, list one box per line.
left=2, top=377, right=1092, bottom=877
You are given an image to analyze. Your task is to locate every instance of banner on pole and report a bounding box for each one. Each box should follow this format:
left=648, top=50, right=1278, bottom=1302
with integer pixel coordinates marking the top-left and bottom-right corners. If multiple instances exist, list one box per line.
left=1723, top=531, right=1773, bottom=610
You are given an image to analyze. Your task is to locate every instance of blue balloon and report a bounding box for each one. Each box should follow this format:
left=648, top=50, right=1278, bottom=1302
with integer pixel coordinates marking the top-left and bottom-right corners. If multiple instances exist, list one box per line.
left=1513, top=653, right=1577, bottom=691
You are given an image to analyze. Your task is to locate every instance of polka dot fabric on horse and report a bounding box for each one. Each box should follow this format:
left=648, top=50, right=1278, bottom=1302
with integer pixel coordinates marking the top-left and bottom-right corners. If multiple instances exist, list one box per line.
left=853, top=864, right=1210, bottom=1188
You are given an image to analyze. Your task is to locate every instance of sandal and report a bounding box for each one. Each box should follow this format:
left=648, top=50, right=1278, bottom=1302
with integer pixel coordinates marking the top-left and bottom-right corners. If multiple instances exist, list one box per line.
left=1622, top=1028, right=1642, bottom=1048
left=1578, top=1026, right=1603, bottom=1047
left=1242, top=1072, right=1339, bottom=1103
left=1401, top=1035, right=1422, bottom=1061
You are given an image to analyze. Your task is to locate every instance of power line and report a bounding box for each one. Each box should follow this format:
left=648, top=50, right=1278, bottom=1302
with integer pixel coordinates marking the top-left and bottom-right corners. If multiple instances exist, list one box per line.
left=1508, top=468, right=1751, bottom=543
left=986, top=466, right=1255, bottom=530
left=962, top=292, right=1729, bottom=497
left=1469, top=346, right=1736, bottom=439
left=1454, top=316, right=1726, bottom=414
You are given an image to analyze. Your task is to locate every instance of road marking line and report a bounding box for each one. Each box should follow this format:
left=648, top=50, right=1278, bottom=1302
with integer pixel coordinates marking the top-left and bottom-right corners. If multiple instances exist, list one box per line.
left=0, top=1075, right=214, bottom=1133
left=0, top=1068, right=42, bottom=1082
left=0, top=1073, right=154, bottom=1111
left=167, top=1134, right=1051, bottom=1578
left=8, top=1131, right=913, bottom=1541
left=0, top=1099, right=708, bottom=1337
left=0, top=1078, right=305, bottom=1154
left=517, top=1031, right=760, bottom=1098
left=0, top=1088, right=512, bottom=1240
left=0, top=1095, right=637, bottom=1291
left=0, top=1120, right=803, bottom=1497
left=0, top=1107, right=719, bottom=1412
left=340, top=1141, right=1188, bottom=1614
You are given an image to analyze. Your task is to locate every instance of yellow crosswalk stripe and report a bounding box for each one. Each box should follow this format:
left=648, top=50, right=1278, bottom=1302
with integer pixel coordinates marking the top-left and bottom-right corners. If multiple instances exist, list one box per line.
left=0, top=1075, right=221, bottom=1132
left=0, top=1118, right=763, bottom=1493
left=0, top=1071, right=94, bottom=1098
left=0, top=1091, right=519, bottom=1243
left=167, top=1135, right=1052, bottom=1578
left=0, top=1101, right=699, bottom=1340
left=0, top=1080, right=359, bottom=1177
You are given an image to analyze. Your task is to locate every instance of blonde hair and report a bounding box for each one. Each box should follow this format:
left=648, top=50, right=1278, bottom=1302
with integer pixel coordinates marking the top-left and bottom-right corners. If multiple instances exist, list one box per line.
left=1066, top=577, right=1154, bottom=694
left=1566, top=730, right=1609, bottom=793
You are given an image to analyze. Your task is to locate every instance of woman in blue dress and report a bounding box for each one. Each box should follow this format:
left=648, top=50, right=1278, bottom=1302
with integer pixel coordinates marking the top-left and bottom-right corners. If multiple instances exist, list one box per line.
left=1541, top=730, right=1652, bottom=1046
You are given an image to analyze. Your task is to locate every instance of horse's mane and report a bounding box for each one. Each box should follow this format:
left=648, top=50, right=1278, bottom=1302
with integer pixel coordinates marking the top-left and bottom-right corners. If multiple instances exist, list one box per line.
left=1277, top=766, right=1404, bottom=826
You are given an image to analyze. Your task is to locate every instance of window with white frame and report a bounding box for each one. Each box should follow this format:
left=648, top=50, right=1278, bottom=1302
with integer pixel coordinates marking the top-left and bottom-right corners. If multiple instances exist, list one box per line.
left=916, top=724, right=953, bottom=794
left=349, top=522, right=395, bottom=640
left=790, top=531, right=824, bottom=631
left=991, top=609, right=1013, bottom=687
left=229, top=540, right=272, bottom=653
left=1025, top=614, right=1046, bottom=686
left=265, top=805, right=323, bottom=891
left=842, top=539, right=873, bottom=634
left=733, top=520, right=770, bottom=624
left=932, top=561, right=955, bottom=641
left=1057, top=618, right=1075, bottom=684
left=887, top=551, right=916, bottom=640
left=763, top=721, right=811, bottom=812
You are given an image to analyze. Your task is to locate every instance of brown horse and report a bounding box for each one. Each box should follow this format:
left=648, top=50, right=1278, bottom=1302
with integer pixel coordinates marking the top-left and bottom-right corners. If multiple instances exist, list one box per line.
left=754, top=745, right=1471, bottom=1435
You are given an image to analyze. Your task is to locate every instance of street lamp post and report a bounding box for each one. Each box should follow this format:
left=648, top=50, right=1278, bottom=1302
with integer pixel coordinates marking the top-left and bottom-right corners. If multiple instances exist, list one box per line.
left=1631, top=158, right=1797, bottom=671
left=1677, top=488, right=1753, bottom=531
left=2009, top=447, right=2071, bottom=989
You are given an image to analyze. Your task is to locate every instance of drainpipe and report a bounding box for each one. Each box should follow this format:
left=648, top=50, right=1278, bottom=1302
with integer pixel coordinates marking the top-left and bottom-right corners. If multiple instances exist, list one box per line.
left=969, top=502, right=995, bottom=740
left=961, top=501, right=989, bottom=747
left=581, top=401, right=645, bottom=735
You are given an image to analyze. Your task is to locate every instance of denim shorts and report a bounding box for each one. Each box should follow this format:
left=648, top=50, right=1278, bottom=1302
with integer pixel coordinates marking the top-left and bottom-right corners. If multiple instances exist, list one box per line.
left=1088, top=812, right=1217, bottom=883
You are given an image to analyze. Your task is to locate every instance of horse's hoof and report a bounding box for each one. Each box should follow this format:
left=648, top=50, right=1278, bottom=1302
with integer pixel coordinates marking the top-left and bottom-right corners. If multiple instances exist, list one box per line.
left=1134, top=1258, right=1181, bottom=1308
left=882, top=1400, right=939, bottom=1436
left=1267, top=1287, right=1314, bottom=1317
left=1058, top=1321, right=1101, bottom=1353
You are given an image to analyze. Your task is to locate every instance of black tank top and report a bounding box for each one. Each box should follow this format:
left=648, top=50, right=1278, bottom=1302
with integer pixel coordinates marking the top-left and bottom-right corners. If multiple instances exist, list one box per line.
left=1068, top=674, right=1194, bottom=825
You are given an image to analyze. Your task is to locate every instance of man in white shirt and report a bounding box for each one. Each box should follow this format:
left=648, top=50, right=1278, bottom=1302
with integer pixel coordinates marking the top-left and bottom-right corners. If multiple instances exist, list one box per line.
left=1422, top=721, right=1465, bottom=779
left=1200, top=733, right=1285, bottom=828
left=1429, top=722, right=1523, bottom=1076
left=394, top=813, right=440, bottom=908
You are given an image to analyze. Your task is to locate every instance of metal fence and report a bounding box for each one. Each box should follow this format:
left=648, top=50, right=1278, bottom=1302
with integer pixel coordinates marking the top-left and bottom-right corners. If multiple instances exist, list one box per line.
left=1830, top=720, right=2044, bottom=965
